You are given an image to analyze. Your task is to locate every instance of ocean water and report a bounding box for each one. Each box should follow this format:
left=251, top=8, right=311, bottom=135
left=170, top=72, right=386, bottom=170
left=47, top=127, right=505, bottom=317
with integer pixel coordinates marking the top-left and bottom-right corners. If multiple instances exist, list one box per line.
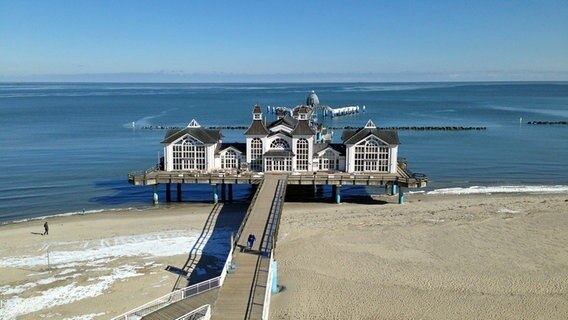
left=0, top=82, right=567, bottom=223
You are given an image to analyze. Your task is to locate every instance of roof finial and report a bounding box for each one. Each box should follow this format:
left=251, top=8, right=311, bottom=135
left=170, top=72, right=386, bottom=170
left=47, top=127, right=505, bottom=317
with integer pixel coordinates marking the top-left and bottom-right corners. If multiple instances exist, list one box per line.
left=187, top=119, right=200, bottom=127
left=364, top=119, right=376, bottom=128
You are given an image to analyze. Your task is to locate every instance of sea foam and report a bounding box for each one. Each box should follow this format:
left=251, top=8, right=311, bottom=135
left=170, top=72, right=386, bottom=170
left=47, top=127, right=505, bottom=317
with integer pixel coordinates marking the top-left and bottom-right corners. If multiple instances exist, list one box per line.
left=425, top=185, right=568, bottom=195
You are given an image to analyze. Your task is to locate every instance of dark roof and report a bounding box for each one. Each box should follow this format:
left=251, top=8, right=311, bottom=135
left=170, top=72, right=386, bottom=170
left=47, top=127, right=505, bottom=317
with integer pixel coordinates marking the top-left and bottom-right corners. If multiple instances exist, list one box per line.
left=291, top=120, right=316, bottom=136
left=329, top=143, right=346, bottom=155
left=292, top=105, right=311, bottom=117
left=244, top=120, right=270, bottom=135
left=341, top=128, right=400, bottom=145
left=162, top=127, right=221, bottom=144
left=267, top=116, right=297, bottom=130
left=217, top=142, right=246, bottom=154
left=263, top=150, right=295, bottom=157
left=313, top=143, right=346, bottom=156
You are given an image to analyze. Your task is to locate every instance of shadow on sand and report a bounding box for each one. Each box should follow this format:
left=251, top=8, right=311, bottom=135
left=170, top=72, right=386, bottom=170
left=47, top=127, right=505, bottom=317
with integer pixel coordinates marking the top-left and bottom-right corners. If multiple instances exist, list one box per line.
left=170, top=203, right=248, bottom=291
left=284, top=185, right=390, bottom=205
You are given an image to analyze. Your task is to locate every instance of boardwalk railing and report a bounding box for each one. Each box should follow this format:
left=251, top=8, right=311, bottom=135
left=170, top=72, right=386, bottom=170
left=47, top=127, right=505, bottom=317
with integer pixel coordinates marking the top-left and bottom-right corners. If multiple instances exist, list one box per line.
left=111, top=243, right=233, bottom=320
left=262, top=250, right=275, bottom=320
left=233, top=179, right=265, bottom=247
left=174, top=304, right=211, bottom=320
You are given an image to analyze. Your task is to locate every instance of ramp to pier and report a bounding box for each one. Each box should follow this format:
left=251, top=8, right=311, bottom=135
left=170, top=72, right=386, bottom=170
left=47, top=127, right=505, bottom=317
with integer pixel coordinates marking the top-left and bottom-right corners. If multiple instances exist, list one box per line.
left=212, top=173, right=287, bottom=319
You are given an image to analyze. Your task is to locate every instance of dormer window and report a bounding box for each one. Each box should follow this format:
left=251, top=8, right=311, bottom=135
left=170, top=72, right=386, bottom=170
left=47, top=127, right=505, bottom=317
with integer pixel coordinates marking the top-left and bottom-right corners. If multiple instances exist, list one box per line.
left=253, top=113, right=262, bottom=120
left=299, top=113, right=307, bottom=120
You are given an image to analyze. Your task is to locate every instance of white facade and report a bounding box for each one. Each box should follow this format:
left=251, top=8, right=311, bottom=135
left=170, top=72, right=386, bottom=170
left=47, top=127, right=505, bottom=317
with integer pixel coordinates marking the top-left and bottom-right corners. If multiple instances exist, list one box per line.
left=344, top=135, right=399, bottom=174
left=163, top=134, right=217, bottom=172
left=162, top=107, right=400, bottom=175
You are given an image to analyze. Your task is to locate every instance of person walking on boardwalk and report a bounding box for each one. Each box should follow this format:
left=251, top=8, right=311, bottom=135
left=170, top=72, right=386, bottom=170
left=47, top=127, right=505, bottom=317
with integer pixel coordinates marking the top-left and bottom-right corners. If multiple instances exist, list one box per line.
left=43, top=222, right=49, bottom=235
left=247, top=234, right=256, bottom=250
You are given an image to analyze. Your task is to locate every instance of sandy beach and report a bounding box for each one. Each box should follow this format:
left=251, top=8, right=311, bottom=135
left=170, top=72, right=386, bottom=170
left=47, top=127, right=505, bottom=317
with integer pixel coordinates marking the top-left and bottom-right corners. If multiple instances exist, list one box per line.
left=1, top=193, right=567, bottom=319
left=271, top=193, right=568, bottom=319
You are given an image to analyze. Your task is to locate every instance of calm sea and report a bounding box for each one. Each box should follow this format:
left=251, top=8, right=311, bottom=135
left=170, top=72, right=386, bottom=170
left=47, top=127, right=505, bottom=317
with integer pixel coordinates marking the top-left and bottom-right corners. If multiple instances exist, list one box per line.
left=0, top=82, right=567, bottom=223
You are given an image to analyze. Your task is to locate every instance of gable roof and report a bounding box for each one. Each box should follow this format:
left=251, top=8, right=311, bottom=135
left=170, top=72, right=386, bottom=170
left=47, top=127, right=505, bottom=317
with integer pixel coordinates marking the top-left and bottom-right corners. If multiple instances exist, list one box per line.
left=218, top=142, right=246, bottom=154
left=162, top=127, right=221, bottom=144
left=244, top=120, right=270, bottom=135
left=267, top=116, right=297, bottom=130
left=291, top=119, right=316, bottom=136
left=341, top=127, right=400, bottom=145
left=313, top=143, right=346, bottom=156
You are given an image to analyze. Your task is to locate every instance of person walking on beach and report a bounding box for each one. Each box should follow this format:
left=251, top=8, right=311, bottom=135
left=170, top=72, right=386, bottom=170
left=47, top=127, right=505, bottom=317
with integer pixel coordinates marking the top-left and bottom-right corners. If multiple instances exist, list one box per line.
left=43, top=222, right=49, bottom=235
left=247, top=234, right=256, bottom=250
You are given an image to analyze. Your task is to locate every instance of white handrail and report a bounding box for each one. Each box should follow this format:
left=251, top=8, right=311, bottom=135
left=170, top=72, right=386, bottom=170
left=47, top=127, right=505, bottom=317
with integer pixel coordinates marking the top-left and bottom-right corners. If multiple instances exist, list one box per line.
left=111, top=277, right=220, bottom=320
left=219, top=241, right=234, bottom=286
left=262, top=250, right=274, bottom=320
left=111, top=239, right=235, bottom=320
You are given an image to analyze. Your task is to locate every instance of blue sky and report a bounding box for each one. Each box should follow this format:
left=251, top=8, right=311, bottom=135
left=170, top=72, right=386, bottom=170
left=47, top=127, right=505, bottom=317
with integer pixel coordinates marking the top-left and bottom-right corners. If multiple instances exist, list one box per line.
left=1, top=0, right=567, bottom=82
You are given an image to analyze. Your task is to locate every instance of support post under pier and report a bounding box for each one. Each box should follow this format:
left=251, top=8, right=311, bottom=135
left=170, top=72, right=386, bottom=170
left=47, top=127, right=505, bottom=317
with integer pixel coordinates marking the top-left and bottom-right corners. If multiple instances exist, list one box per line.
left=212, top=184, right=218, bottom=204
left=398, top=187, right=405, bottom=204
left=221, top=183, right=226, bottom=203
left=177, top=183, right=182, bottom=202
left=271, top=260, right=279, bottom=293
left=333, top=185, right=341, bottom=204
left=228, top=184, right=233, bottom=203
left=166, top=183, right=171, bottom=202
left=152, top=185, right=158, bottom=205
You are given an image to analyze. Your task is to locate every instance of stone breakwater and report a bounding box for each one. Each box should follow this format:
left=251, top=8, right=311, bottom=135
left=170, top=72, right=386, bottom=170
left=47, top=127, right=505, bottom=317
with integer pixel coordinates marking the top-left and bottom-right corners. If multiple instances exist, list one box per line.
left=527, top=121, right=568, bottom=125
left=140, top=125, right=487, bottom=131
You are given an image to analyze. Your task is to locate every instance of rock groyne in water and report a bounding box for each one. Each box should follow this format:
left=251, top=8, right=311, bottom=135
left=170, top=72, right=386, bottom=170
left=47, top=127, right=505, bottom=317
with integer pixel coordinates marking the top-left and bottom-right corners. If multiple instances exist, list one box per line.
left=140, top=125, right=487, bottom=131
left=526, top=121, right=568, bottom=125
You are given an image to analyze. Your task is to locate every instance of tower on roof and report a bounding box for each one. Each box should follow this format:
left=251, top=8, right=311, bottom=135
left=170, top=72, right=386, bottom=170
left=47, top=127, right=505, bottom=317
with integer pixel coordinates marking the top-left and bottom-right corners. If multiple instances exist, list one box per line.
left=306, top=90, right=319, bottom=107
left=298, top=105, right=309, bottom=120
left=364, top=119, right=376, bottom=128
left=252, top=104, right=262, bottom=120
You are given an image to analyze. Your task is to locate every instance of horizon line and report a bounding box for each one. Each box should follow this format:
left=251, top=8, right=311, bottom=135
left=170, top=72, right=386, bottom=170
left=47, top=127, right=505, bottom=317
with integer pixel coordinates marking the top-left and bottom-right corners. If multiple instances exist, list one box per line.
left=1, top=70, right=568, bottom=83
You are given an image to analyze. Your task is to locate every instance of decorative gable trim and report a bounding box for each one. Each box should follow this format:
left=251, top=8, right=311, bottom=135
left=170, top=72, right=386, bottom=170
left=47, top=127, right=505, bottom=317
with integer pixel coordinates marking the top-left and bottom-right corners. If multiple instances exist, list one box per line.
left=188, top=119, right=201, bottom=127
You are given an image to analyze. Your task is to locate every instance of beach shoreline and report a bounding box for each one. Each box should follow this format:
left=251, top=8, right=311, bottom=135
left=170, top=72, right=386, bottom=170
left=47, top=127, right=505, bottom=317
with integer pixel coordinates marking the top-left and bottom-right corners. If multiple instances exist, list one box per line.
left=1, top=193, right=567, bottom=319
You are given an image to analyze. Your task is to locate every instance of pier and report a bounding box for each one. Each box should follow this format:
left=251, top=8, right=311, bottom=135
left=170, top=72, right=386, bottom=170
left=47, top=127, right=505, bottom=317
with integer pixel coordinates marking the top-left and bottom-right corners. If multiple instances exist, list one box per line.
left=128, top=160, right=427, bottom=204
left=116, top=174, right=288, bottom=320
left=121, top=92, right=430, bottom=319
left=119, top=166, right=425, bottom=319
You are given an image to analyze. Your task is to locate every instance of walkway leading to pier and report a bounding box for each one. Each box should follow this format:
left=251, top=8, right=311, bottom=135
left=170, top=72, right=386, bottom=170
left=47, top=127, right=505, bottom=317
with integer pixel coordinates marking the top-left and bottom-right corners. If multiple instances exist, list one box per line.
left=212, top=173, right=287, bottom=319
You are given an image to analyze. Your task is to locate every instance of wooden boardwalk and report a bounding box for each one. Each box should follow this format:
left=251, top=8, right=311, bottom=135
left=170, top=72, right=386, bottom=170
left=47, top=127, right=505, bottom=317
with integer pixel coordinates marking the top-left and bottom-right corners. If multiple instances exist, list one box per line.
left=140, top=174, right=287, bottom=320
left=141, top=289, right=219, bottom=320
left=212, top=173, right=287, bottom=319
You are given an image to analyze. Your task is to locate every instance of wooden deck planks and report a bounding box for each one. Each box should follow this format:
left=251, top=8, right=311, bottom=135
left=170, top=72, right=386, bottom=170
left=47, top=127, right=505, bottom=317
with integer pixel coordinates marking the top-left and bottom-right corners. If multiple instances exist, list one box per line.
left=141, top=288, right=219, bottom=320
left=141, top=174, right=285, bottom=320
left=212, top=174, right=284, bottom=319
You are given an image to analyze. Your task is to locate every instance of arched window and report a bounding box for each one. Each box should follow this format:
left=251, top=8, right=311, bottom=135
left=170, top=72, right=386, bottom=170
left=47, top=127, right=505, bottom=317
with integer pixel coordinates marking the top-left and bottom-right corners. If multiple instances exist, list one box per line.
left=250, top=138, right=263, bottom=171
left=172, top=136, right=206, bottom=170
left=222, top=149, right=239, bottom=169
left=354, top=137, right=389, bottom=172
left=296, top=138, right=309, bottom=171
left=270, top=138, right=290, bottom=150
left=319, top=149, right=337, bottom=170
